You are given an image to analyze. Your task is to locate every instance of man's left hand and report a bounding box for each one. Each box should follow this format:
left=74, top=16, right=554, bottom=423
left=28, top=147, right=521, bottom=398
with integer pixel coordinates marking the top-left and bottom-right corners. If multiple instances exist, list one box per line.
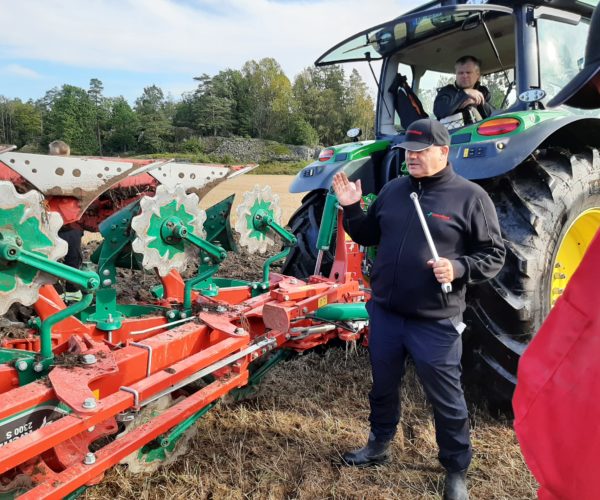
left=427, top=258, right=454, bottom=284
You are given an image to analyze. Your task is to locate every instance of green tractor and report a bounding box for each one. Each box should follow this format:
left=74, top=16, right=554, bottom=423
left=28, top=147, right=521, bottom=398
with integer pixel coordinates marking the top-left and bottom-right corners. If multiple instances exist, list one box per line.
left=282, top=0, right=600, bottom=405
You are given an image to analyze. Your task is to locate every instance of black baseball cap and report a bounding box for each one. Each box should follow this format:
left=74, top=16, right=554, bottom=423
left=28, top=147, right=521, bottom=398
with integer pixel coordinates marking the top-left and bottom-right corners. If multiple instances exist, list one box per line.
left=548, top=7, right=600, bottom=109
left=397, top=118, right=451, bottom=151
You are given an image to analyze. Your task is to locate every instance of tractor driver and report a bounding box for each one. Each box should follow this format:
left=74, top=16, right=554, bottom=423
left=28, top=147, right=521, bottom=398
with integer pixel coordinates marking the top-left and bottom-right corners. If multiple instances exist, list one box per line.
left=332, top=119, right=505, bottom=500
left=434, top=55, right=494, bottom=122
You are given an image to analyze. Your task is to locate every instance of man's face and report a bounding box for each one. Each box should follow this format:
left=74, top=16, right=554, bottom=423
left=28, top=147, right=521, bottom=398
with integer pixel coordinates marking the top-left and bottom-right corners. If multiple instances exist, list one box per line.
left=455, top=61, right=480, bottom=89
left=406, top=145, right=449, bottom=178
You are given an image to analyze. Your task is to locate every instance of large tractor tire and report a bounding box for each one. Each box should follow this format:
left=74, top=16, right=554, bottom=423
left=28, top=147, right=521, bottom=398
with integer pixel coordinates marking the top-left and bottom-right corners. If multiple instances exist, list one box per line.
left=281, top=189, right=335, bottom=279
left=464, top=146, right=600, bottom=406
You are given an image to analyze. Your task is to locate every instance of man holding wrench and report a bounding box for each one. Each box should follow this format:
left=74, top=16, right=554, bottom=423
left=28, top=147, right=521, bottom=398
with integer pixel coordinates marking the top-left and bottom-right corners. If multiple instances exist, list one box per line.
left=333, top=119, right=505, bottom=500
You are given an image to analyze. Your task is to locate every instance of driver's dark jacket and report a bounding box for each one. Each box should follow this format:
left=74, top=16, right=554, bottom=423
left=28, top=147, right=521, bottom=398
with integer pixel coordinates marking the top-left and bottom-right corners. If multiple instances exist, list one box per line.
left=433, top=82, right=494, bottom=120
left=342, top=164, right=505, bottom=321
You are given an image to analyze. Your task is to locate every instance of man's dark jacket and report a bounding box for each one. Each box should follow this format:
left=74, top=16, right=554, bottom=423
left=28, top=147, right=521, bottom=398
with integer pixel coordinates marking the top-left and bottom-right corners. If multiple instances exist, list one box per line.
left=434, top=82, right=494, bottom=120
left=342, top=164, right=505, bottom=320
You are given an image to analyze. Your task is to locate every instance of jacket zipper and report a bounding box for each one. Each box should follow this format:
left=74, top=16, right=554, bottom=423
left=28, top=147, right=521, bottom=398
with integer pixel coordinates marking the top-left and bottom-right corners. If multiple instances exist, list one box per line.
left=387, top=182, right=422, bottom=309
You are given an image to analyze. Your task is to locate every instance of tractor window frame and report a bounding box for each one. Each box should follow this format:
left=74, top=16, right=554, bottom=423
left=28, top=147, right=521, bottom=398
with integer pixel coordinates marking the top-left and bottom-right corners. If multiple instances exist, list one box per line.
left=315, top=5, right=512, bottom=67
left=537, top=14, right=591, bottom=108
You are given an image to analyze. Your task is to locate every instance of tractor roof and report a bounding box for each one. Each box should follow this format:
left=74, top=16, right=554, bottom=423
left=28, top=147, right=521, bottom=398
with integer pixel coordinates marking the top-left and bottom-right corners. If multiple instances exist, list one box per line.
left=316, top=1, right=596, bottom=74
left=402, top=0, right=596, bottom=18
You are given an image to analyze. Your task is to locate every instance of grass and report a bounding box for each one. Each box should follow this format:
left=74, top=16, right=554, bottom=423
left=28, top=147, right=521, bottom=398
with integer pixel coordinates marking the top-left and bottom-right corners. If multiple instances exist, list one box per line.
left=132, top=152, right=217, bottom=164
left=131, top=153, right=306, bottom=176
left=85, top=347, right=537, bottom=500
left=250, top=162, right=307, bottom=175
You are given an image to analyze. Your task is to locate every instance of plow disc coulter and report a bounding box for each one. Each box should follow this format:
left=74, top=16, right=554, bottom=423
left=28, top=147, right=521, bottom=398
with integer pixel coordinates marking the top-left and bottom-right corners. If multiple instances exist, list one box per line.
left=0, top=152, right=369, bottom=498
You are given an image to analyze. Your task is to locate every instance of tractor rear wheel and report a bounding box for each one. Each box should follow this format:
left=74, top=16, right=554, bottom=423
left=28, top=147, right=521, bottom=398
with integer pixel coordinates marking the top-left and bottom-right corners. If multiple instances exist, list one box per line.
left=464, top=146, right=600, bottom=407
left=281, top=189, right=335, bottom=279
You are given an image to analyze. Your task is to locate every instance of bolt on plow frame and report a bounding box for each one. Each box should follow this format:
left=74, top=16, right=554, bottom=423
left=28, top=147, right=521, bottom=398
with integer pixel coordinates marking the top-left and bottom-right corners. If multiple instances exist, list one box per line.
left=0, top=150, right=370, bottom=499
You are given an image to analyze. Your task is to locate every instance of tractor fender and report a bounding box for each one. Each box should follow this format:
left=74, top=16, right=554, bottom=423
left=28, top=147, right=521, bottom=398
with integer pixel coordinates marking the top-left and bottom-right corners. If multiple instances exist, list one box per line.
left=289, top=159, right=350, bottom=193
left=289, top=155, right=381, bottom=193
left=290, top=140, right=391, bottom=193
left=451, top=115, right=600, bottom=180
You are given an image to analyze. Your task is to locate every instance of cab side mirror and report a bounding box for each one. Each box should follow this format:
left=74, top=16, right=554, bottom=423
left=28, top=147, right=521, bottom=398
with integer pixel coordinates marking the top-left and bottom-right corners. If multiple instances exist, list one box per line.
left=347, top=128, right=362, bottom=141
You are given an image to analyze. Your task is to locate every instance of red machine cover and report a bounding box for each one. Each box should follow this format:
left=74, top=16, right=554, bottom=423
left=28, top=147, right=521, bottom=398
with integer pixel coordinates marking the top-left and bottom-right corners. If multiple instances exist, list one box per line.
left=513, top=230, right=600, bottom=500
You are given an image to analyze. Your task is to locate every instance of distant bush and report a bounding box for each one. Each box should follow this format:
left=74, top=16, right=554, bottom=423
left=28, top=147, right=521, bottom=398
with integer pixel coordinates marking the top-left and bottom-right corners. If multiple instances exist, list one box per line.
left=251, top=161, right=306, bottom=175
left=179, top=138, right=204, bottom=154
left=209, top=153, right=235, bottom=165
left=266, top=142, right=292, bottom=156
left=134, top=152, right=212, bottom=163
left=19, top=144, right=43, bottom=154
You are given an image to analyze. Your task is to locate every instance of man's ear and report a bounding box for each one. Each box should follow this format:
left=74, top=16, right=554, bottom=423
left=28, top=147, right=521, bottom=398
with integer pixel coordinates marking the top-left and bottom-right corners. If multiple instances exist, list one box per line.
left=440, top=145, right=450, bottom=157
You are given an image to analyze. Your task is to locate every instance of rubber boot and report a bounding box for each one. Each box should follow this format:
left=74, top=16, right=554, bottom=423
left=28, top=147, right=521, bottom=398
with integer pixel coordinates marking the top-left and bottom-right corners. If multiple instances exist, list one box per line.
left=443, top=469, right=468, bottom=500
left=341, top=432, right=390, bottom=467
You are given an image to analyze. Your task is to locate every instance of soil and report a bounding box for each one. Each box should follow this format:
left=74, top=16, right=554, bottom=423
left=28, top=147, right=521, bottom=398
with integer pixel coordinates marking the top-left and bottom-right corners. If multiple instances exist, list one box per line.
left=0, top=306, right=33, bottom=341
left=53, top=351, right=85, bottom=368
left=2, top=304, right=32, bottom=326
left=0, top=322, right=30, bottom=340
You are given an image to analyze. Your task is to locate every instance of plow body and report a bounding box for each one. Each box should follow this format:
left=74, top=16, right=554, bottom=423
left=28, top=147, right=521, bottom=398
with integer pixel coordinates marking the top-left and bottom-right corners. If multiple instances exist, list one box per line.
left=0, top=152, right=369, bottom=498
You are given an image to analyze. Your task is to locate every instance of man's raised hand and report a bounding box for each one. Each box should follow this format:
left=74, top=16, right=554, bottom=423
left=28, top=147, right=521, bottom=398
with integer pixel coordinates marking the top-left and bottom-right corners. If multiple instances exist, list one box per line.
left=332, top=172, right=362, bottom=206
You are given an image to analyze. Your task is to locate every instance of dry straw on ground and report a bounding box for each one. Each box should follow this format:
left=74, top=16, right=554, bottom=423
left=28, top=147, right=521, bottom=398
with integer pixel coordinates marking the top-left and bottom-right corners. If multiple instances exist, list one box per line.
left=85, top=347, right=537, bottom=500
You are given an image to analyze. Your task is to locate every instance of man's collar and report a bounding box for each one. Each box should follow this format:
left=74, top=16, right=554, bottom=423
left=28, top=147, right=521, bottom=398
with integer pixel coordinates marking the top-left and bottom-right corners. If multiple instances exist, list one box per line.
left=409, top=163, right=455, bottom=185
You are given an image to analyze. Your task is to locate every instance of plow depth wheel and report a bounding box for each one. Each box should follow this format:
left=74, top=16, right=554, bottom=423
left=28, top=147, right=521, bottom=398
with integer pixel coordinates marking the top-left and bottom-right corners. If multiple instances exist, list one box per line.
left=0, top=182, right=67, bottom=314
left=131, top=184, right=207, bottom=277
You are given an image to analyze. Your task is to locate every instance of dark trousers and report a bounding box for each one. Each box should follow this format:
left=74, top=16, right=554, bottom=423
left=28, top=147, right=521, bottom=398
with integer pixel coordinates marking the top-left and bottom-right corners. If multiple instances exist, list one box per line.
left=58, top=226, right=83, bottom=292
left=367, top=301, right=472, bottom=472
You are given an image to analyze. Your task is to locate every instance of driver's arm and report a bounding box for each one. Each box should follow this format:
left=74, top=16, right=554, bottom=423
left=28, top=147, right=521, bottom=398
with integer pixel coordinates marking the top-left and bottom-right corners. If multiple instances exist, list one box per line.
left=434, top=85, right=472, bottom=119
left=480, top=87, right=495, bottom=117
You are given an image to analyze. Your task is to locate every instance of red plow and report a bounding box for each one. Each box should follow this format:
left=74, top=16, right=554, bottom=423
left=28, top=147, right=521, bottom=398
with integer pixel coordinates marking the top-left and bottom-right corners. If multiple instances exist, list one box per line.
left=0, top=148, right=369, bottom=498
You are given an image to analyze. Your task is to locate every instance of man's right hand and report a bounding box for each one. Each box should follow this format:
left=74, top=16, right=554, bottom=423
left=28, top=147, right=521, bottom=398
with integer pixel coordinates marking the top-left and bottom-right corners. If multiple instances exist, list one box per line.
left=332, top=172, right=362, bottom=206
left=460, top=88, right=485, bottom=108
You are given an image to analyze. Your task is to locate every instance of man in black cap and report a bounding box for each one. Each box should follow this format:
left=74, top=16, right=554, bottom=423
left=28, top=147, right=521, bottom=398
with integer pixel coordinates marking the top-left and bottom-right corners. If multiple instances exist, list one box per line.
left=332, top=118, right=505, bottom=500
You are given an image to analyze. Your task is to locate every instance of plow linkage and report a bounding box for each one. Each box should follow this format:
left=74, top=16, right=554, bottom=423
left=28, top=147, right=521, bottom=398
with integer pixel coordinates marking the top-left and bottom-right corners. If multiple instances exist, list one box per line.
left=0, top=150, right=369, bottom=499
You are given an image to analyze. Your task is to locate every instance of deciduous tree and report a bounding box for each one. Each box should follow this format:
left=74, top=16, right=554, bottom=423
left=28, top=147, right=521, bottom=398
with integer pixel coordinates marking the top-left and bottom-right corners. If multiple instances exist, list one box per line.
left=106, top=97, right=139, bottom=154
left=134, top=85, right=172, bottom=153
left=40, top=85, right=98, bottom=154
left=242, top=58, right=295, bottom=141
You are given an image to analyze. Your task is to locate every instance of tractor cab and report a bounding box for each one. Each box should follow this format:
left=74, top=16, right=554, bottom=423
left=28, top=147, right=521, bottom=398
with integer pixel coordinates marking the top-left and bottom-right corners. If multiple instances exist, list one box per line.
left=288, top=0, right=595, bottom=195
left=316, top=1, right=591, bottom=139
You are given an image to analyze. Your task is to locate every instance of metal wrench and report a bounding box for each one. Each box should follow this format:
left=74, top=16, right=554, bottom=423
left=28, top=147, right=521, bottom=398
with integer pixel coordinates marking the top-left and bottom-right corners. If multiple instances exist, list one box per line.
left=410, top=192, right=452, bottom=294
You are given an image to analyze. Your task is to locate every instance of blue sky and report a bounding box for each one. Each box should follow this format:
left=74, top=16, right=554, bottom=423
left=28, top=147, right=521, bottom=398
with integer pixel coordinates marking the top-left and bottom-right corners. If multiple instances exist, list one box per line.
left=0, top=0, right=419, bottom=104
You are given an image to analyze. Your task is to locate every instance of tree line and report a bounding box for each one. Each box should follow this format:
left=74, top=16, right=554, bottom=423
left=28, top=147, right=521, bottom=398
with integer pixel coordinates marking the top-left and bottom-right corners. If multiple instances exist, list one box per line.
left=0, top=58, right=375, bottom=156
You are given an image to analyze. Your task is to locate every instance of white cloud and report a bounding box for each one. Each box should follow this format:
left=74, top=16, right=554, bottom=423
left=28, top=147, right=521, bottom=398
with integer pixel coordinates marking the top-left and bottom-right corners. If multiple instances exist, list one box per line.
left=2, top=63, right=41, bottom=79
left=0, top=0, right=418, bottom=79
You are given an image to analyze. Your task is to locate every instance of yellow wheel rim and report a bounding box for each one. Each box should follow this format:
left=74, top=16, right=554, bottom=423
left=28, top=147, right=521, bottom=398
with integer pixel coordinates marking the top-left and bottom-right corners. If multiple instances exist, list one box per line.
left=551, top=208, right=600, bottom=307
